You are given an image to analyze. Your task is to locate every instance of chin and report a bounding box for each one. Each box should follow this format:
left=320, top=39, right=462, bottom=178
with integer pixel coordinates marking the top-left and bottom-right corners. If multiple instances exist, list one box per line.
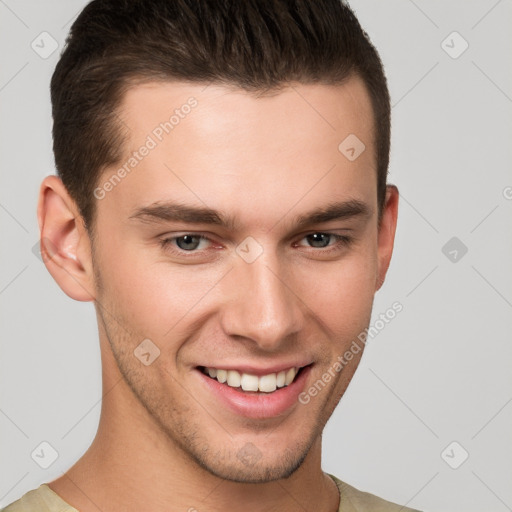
left=187, top=437, right=313, bottom=484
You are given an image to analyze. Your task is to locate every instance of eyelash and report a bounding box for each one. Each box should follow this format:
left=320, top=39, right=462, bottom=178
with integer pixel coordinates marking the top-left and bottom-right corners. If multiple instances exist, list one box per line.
left=158, top=232, right=353, bottom=257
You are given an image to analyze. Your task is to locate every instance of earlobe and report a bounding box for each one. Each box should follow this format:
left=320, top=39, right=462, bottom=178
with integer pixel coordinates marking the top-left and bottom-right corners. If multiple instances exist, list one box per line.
left=37, top=175, right=96, bottom=302
left=375, top=185, right=399, bottom=292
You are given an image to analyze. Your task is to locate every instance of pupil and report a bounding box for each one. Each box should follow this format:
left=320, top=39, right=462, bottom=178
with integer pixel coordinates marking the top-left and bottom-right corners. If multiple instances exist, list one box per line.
left=308, top=233, right=330, bottom=248
left=177, top=235, right=200, bottom=250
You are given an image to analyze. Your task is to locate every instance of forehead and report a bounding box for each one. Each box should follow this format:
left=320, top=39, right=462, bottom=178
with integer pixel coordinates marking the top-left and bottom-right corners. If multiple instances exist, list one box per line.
left=118, top=77, right=374, bottom=152
left=96, top=77, right=377, bottom=231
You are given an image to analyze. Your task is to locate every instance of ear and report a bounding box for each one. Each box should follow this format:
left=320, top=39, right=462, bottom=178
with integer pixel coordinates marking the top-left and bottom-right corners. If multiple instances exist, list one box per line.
left=375, top=185, right=399, bottom=291
left=37, top=175, right=96, bottom=301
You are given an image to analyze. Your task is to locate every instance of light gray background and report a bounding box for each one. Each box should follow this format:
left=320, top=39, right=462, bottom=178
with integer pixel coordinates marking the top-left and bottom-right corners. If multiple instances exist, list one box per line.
left=1, top=1, right=511, bottom=511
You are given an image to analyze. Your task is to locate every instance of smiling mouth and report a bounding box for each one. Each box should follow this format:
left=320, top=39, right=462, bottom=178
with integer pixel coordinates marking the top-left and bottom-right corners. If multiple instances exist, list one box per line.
left=197, top=365, right=309, bottom=394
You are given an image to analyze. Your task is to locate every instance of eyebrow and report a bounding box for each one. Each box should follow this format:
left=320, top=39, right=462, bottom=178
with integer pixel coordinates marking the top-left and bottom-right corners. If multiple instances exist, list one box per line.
left=129, top=199, right=372, bottom=231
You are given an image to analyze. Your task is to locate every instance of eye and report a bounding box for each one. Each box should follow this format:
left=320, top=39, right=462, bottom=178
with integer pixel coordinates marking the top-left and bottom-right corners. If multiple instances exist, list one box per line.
left=160, top=234, right=211, bottom=252
left=305, top=233, right=333, bottom=248
left=297, top=232, right=352, bottom=249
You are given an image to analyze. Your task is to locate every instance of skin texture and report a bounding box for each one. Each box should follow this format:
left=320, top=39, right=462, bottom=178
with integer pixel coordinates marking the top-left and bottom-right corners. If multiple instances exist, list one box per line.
left=39, top=76, right=398, bottom=512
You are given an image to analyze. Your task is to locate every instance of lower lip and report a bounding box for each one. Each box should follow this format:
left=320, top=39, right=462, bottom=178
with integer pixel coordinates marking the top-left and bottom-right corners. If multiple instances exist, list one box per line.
left=196, top=365, right=312, bottom=419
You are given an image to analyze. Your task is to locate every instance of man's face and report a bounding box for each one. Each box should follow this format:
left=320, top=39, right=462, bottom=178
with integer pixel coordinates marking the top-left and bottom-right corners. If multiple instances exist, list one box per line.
left=89, top=77, right=391, bottom=482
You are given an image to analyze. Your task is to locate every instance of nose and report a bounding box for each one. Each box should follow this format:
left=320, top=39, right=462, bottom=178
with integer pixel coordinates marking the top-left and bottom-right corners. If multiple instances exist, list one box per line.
left=219, top=251, right=304, bottom=351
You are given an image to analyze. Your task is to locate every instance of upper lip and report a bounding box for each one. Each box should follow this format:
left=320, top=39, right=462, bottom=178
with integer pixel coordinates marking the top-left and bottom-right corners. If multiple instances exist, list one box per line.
left=197, top=362, right=313, bottom=376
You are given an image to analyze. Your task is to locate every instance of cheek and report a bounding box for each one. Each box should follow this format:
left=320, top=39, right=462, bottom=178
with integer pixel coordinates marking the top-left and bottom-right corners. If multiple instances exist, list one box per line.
left=294, top=248, right=378, bottom=337
left=95, top=237, right=229, bottom=337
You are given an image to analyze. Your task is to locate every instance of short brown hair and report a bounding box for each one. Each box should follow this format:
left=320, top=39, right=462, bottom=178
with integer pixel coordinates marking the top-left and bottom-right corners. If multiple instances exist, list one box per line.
left=51, top=0, right=390, bottom=232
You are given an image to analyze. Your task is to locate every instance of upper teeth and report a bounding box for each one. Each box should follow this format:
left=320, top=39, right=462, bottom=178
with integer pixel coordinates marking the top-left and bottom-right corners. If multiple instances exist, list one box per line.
left=203, top=367, right=299, bottom=393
